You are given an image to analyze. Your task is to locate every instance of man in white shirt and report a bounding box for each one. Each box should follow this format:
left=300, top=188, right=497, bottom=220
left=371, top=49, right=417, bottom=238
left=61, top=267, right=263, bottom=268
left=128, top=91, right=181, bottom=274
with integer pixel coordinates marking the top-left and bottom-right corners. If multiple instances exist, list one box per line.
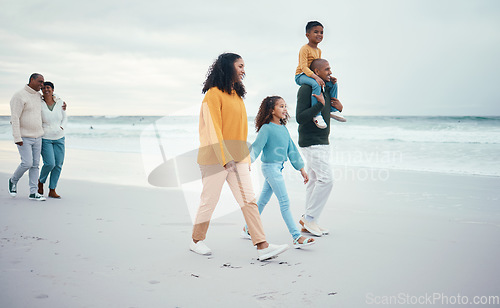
left=8, top=73, right=47, bottom=201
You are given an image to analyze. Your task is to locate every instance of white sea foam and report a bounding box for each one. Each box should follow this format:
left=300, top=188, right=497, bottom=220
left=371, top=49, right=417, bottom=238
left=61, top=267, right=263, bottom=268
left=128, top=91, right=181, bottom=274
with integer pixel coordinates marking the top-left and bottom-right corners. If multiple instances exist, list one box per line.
left=1, top=116, right=499, bottom=176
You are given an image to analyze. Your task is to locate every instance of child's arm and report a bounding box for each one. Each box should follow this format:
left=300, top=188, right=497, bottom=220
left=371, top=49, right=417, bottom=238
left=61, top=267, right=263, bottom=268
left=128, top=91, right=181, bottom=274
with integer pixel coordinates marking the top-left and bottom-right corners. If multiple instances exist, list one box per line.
left=287, top=137, right=304, bottom=170
left=312, top=75, right=325, bottom=88
left=287, top=136, right=308, bottom=184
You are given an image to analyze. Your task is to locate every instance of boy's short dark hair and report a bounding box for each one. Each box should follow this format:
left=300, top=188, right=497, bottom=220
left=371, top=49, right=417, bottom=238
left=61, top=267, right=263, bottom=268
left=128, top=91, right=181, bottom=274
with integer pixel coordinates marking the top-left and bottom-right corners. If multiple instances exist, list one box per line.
left=306, top=21, right=323, bottom=33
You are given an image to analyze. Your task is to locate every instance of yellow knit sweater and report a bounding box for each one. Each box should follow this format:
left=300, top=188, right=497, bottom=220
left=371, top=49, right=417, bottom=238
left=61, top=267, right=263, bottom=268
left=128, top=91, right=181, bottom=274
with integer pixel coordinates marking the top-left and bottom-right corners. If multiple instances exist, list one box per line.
left=197, top=87, right=250, bottom=166
left=295, top=44, right=322, bottom=77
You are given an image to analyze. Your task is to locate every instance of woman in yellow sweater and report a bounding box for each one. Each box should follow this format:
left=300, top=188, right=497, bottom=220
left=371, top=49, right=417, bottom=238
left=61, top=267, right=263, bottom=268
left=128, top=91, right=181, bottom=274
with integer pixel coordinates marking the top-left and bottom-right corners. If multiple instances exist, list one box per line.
left=191, top=53, right=289, bottom=261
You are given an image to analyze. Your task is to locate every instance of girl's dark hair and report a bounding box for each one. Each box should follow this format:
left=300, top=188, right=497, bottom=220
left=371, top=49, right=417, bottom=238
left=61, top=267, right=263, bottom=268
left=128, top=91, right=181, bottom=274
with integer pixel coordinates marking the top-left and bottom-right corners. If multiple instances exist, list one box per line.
left=255, top=96, right=289, bottom=132
left=202, top=53, right=246, bottom=97
left=43, top=81, right=54, bottom=89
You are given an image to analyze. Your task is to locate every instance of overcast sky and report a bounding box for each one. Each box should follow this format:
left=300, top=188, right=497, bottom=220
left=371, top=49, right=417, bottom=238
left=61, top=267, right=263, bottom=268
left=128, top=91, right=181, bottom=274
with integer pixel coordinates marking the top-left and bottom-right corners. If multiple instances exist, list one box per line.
left=1, top=0, right=499, bottom=116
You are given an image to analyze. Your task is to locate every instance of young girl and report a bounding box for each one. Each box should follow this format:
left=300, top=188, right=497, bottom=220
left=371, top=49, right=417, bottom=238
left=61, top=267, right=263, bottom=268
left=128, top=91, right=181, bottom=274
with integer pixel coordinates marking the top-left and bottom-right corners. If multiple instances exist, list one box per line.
left=243, top=96, right=315, bottom=248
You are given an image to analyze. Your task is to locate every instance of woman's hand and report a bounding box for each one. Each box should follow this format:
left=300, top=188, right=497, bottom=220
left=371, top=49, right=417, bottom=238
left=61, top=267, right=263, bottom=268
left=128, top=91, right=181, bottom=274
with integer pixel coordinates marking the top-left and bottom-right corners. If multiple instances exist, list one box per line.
left=300, top=168, right=309, bottom=184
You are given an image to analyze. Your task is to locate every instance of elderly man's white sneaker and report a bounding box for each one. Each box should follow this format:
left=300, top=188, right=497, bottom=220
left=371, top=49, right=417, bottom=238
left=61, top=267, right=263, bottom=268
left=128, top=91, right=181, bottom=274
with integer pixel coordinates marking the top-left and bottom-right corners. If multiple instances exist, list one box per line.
left=28, top=193, right=46, bottom=201
left=189, top=240, right=212, bottom=255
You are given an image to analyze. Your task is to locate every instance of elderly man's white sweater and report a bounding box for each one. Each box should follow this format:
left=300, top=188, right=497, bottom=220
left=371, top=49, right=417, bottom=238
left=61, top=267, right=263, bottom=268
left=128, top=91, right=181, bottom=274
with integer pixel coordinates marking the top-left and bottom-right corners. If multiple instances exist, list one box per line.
left=10, top=85, right=44, bottom=143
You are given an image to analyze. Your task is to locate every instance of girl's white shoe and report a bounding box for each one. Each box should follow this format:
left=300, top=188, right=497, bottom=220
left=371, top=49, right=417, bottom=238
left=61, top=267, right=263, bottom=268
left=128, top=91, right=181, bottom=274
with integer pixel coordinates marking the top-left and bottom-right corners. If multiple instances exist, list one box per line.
left=293, top=236, right=316, bottom=249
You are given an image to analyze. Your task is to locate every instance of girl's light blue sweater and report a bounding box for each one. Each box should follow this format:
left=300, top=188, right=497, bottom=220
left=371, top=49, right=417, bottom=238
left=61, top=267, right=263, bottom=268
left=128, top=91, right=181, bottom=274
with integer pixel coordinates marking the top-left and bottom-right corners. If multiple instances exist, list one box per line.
left=250, top=122, right=304, bottom=170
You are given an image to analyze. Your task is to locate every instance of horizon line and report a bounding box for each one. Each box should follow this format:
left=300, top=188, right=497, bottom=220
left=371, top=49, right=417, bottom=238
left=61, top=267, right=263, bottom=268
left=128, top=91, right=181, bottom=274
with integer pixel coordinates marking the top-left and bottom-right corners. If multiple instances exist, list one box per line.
left=1, top=114, right=500, bottom=117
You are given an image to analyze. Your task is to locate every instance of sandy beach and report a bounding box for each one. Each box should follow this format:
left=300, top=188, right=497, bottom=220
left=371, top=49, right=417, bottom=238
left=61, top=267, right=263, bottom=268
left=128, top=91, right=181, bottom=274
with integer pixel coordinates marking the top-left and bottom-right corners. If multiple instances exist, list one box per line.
left=1, top=141, right=499, bottom=307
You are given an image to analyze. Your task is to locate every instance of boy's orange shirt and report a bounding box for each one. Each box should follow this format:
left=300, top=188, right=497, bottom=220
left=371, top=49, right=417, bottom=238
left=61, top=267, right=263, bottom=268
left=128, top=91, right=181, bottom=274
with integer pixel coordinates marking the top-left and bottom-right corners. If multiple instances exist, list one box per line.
left=295, top=44, right=322, bottom=77
left=197, top=87, right=250, bottom=166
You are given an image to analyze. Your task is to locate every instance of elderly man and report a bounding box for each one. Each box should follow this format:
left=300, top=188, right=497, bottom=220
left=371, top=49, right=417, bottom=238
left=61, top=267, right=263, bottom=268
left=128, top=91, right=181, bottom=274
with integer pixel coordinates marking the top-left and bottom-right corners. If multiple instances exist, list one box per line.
left=8, top=73, right=46, bottom=201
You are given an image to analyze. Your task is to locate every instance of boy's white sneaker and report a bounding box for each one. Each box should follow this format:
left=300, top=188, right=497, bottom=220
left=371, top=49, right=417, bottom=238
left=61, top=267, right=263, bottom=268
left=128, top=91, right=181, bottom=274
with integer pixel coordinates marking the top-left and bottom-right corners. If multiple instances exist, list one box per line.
left=189, top=240, right=212, bottom=255
left=257, top=243, right=289, bottom=261
left=313, top=115, right=327, bottom=129
left=330, top=111, right=346, bottom=122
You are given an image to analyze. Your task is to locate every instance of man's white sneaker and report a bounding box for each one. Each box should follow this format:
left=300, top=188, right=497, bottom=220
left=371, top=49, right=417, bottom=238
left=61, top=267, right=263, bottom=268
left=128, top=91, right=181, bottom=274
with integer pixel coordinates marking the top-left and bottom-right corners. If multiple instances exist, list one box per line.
left=257, top=243, right=289, bottom=261
left=299, top=218, right=323, bottom=237
left=28, top=193, right=46, bottom=201
left=8, top=178, right=17, bottom=197
left=319, top=226, right=330, bottom=235
left=313, top=115, right=327, bottom=129
left=330, top=111, right=346, bottom=122
left=189, top=240, right=212, bottom=255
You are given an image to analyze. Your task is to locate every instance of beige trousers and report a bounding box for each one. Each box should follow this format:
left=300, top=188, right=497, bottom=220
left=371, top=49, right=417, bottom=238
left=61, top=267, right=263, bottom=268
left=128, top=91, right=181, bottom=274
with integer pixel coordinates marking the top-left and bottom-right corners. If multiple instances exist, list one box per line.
left=192, top=162, right=266, bottom=245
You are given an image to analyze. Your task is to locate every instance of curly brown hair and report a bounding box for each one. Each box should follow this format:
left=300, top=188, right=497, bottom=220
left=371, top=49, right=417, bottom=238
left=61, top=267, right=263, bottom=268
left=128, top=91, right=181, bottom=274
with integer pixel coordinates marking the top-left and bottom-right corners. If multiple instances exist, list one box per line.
left=202, top=53, right=246, bottom=98
left=254, top=96, right=289, bottom=132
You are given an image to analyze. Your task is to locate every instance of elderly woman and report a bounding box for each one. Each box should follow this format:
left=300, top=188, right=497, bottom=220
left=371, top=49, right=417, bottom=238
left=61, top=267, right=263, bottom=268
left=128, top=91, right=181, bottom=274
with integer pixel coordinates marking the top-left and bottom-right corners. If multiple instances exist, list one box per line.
left=37, top=81, right=67, bottom=199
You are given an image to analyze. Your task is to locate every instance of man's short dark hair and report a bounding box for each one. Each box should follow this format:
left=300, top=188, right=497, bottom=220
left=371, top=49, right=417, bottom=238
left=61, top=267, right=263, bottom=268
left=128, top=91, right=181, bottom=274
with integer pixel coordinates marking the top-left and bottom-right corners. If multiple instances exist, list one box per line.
left=310, top=58, right=328, bottom=71
left=306, top=21, right=323, bottom=33
left=29, top=73, right=43, bottom=83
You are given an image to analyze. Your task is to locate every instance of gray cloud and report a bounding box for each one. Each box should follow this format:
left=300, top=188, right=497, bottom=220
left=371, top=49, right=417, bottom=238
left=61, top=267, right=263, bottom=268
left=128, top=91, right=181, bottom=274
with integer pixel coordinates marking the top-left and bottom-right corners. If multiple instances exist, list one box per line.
left=1, top=0, right=499, bottom=116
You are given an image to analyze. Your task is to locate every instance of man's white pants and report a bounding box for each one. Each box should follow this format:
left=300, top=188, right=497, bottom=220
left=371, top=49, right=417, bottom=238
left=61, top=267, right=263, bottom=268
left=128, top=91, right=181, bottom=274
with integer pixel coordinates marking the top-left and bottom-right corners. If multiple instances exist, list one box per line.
left=300, top=144, right=334, bottom=222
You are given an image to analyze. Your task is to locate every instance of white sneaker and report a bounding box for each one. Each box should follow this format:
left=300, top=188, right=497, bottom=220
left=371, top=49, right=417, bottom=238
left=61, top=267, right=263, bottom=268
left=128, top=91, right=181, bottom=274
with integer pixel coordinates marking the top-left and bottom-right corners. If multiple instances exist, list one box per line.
left=300, top=218, right=322, bottom=237
left=318, top=225, right=330, bottom=235
left=313, top=115, right=327, bottom=129
left=189, top=240, right=212, bottom=255
left=257, top=243, right=289, bottom=261
left=330, top=111, right=346, bottom=122
left=28, top=193, right=46, bottom=201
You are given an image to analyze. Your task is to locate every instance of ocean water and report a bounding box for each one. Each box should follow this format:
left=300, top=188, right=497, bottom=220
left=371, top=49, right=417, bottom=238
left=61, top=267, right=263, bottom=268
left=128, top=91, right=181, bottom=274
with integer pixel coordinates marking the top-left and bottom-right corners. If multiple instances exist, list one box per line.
left=1, top=115, right=499, bottom=177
